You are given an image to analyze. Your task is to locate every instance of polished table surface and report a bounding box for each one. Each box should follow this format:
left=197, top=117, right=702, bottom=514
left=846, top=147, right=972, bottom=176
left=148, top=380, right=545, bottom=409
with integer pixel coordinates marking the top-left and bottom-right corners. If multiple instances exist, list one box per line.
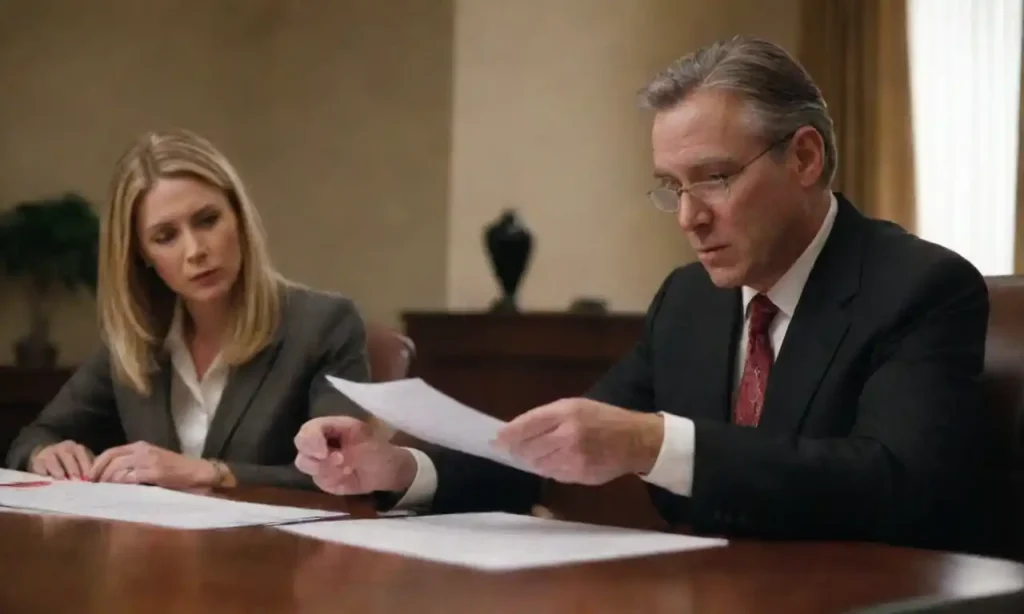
left=0, top=487, right=1022, bottom=614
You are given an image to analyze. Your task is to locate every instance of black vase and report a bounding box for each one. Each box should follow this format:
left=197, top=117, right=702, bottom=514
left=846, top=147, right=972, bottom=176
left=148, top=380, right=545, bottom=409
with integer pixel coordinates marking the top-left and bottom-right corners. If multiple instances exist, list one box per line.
left=484, top=209, right=533, bottom=312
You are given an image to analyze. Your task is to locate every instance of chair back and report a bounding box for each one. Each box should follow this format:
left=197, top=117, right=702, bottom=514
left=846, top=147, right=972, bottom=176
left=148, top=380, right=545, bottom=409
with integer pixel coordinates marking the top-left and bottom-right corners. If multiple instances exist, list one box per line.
left=977, top=275, right=1024, bottom=558
left=366, top=323, right=415, bottom=382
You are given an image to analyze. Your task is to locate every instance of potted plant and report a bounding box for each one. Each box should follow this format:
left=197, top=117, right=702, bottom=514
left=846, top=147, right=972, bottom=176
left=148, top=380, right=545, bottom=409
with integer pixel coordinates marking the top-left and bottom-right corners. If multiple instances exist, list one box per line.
left=0, top=193, right=99, bottom=368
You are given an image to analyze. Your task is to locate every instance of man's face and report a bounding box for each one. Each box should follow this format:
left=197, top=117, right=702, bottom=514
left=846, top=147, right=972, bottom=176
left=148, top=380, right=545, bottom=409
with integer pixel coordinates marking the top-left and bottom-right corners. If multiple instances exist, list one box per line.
left=651, top=89, right=818, bottom=290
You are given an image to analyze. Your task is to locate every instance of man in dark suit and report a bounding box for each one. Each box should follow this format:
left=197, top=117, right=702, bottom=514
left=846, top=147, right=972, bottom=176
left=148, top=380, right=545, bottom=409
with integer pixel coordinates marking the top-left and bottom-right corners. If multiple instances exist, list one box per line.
left=294, top=36, right=989, bottom=550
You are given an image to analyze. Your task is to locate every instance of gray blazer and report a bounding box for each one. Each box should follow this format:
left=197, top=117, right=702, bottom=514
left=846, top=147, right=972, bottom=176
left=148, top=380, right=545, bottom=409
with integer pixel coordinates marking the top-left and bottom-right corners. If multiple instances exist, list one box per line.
left=5, top=284, right=370, bottom=489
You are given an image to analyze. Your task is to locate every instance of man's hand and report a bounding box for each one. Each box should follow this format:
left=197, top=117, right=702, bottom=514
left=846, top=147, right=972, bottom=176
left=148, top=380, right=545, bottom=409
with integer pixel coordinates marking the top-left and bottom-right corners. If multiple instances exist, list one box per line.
left=29, top=440, right=94, bottom=480
left=495, top=398, right=664, bottom=485
left=87, top=442, right=218, bottom=490
left=294, top=416, right=417, bottom=496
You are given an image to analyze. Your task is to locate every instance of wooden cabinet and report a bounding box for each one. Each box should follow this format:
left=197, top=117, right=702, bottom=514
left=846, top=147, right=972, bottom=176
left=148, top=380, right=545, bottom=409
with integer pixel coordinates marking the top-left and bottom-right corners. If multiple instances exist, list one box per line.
left=402, top=311, right=644, bottom=421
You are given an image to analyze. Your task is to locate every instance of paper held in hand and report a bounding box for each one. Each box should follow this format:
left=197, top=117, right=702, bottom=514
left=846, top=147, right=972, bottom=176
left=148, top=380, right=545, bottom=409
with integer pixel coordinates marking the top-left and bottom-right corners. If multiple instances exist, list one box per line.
left=325, top=376, right=534, bottom=473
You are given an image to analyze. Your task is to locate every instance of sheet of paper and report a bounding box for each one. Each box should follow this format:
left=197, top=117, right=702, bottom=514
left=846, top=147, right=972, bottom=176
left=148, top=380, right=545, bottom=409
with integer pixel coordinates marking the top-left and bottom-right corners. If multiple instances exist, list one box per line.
left=280, top=512, right=728, bottom=571
left=326, top=376, right=533, bottom=472
left=0, top=481, right=347, bottom=529
left=0, top=468, right=53, bottom=485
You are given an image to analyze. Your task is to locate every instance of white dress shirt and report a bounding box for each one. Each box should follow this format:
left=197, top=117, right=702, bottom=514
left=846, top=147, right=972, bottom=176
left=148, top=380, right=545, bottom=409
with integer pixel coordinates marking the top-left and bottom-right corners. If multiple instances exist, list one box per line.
left=396, top=194, right=839, bottom=508
left=164, top=305, right=229, bottom=458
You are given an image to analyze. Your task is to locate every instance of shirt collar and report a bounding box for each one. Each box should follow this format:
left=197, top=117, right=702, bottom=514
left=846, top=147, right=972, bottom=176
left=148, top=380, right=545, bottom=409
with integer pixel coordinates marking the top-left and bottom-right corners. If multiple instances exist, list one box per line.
left=741, top=192, right=839, bottom=318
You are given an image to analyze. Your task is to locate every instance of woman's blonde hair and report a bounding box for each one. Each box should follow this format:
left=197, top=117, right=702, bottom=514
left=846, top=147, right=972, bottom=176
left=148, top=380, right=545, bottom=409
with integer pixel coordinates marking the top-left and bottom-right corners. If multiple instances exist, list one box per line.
left=99, top=129, right=284, bottom=395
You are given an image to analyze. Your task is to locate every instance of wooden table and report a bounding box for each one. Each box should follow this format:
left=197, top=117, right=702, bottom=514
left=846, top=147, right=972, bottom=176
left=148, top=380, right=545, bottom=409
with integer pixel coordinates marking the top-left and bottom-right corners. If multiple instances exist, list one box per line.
left=0, top=487, right=1022, bottom=614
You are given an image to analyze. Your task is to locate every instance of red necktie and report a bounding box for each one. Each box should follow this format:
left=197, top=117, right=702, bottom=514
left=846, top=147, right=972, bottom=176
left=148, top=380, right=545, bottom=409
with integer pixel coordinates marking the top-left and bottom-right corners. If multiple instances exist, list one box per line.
left=733, top=294, right=778, bottom=427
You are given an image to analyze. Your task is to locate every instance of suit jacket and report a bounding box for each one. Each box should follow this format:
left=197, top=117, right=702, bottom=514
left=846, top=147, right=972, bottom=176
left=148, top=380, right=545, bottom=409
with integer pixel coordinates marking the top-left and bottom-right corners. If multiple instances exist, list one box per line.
left=423, top=194, right=990, bottom=550
left=6, top=284, right=371, bottom=489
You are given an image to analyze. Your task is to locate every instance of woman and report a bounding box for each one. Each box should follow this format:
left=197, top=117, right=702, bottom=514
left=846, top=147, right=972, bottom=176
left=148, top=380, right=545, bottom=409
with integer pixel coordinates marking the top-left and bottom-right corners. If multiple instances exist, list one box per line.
left=6, top=129, right=371, bottom=490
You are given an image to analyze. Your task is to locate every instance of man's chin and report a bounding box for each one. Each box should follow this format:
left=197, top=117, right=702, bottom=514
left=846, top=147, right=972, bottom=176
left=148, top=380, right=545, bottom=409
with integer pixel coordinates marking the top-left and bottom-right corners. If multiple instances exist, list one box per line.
left=702, top=264, right=745, bottom=289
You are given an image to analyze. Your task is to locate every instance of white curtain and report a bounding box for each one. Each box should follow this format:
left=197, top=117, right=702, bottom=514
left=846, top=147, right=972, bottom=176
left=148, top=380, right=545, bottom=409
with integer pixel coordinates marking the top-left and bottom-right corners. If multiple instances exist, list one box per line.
left=908, top=0, right=1023, bottom=275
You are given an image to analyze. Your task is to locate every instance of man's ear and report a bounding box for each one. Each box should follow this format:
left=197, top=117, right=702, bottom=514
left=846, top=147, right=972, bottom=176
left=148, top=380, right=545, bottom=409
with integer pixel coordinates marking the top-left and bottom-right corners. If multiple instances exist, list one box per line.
left=789, top=125, right=825, bottom=188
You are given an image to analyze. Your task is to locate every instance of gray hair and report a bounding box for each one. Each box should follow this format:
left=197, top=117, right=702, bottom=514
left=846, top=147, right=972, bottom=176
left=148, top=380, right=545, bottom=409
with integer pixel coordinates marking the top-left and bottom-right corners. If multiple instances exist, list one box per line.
left=640, top=36, right=837, bottom=187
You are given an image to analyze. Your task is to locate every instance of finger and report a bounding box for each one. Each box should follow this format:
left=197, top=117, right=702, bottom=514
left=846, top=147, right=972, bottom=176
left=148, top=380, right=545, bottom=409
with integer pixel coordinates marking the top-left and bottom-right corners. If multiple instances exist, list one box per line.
left=130, top=466, right=157, bottom=485
left=88, top=446, right=131, bottom=482
left=314, top=468, right=360, bottom=496
left=40, top=453, right=67, bottom=480
left=108, top=467, right=135, bottom=484
left=55, top=448, right=85, bottom=479
left=296, top=417, right=371, bottom=458
left=496, top=402, right=569, bottom=449
left=98, top=454, right=137, bottom=483
left=510, top=430, right=566, bottom=465
left=294, top=423, right=329, bottom=460
left=295, top=453, right=326, bottom=477
left=532, top=447, right=574, bottom=479
left=72, top=445, right=94, bottom=478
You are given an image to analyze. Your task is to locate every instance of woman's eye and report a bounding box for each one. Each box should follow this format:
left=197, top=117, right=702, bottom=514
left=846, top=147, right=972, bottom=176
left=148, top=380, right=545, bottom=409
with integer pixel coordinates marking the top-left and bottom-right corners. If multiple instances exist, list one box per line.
left=152, top=230, right=175, bottom=245
left=197, top=213, right=219, bottom=227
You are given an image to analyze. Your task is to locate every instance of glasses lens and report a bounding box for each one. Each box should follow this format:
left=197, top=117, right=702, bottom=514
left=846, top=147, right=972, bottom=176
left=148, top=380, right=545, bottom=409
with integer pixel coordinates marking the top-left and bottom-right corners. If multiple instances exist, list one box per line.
left=649, top=188, right=679, bottom=212
left=691, top=182, right=728, bottom=206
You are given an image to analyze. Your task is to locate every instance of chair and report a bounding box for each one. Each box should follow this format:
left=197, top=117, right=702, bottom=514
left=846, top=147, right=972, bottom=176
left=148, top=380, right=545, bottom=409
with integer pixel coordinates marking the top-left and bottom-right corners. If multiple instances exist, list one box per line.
left=361, top=323, right=415, bottom=442
left=977, top=276, right=1024, bottom=559
left=366, top=323, right=415, bottom=382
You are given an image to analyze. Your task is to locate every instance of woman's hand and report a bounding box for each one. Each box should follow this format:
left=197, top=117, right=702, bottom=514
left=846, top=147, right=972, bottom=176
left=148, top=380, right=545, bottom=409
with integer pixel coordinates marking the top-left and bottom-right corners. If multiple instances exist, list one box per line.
left=29, top=440, right=94, bottom=479
left=87, top=441, right=218, bottom=490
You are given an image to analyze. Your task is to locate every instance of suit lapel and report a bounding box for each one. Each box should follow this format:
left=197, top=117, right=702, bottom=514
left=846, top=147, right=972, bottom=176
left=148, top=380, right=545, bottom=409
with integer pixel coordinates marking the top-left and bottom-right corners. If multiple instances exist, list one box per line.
left=685, top=286, right=743, bottom=423
left=758, top=195, right=864, bottom=433
left=136, top=359, right=182, bottom=452
left=201, top=336, right=284, bottom=458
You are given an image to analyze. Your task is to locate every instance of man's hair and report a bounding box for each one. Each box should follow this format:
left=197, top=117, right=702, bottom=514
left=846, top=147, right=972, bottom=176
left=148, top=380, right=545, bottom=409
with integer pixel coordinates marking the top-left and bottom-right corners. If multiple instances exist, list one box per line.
left=640, top=35, right=837, bottom=186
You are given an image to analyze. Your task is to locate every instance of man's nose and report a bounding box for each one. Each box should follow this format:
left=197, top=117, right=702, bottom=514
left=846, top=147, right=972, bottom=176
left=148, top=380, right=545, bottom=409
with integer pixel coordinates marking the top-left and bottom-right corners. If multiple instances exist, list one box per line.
left=676, top=194, right=711, bottom=232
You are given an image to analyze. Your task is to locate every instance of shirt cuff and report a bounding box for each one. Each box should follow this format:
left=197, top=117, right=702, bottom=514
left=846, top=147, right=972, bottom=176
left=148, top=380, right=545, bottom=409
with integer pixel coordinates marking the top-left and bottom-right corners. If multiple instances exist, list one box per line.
left=639, top=413, right=695, bottom=497
left=392, top=447, right=438, bottom=510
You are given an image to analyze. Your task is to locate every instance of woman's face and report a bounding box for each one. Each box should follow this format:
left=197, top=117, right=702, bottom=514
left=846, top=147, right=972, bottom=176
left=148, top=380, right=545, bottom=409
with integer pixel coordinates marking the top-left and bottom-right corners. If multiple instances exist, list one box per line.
left=135, top=176, right=243, bottom=308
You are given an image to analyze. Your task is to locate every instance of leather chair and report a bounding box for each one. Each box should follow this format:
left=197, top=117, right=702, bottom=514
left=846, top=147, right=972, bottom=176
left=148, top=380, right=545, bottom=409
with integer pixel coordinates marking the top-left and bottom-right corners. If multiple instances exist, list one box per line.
left=366, top=323, right=415, bottom=382
left=977, top=276, right=1024, bottom=559
left=362, top=323, right=415, bottom=442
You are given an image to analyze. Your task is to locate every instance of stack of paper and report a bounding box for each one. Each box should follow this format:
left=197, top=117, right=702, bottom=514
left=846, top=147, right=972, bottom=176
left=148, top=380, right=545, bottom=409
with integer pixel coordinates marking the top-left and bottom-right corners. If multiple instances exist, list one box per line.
left=0, top=481, right=347, bottom=529
left=0, top=468, right=53, bottom=485
left=280, top=512, right=728, bottom=571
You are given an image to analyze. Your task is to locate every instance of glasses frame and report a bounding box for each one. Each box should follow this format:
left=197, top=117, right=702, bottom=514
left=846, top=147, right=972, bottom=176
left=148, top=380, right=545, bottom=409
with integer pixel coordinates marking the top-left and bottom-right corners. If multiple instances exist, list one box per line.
left=647, top=130, right=798, bottom=213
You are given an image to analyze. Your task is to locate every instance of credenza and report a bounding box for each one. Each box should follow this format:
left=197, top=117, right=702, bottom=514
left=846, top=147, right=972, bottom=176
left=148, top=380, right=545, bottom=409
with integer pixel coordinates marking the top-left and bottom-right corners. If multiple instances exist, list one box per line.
left=400, top=311, right=669, bottom=529
left=401, top=311, right=645, bottom=421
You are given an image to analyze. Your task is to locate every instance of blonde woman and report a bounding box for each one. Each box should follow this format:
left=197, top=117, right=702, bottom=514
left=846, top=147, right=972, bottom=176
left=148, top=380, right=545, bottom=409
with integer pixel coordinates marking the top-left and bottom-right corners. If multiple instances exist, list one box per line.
left=6, top=129, right=370, bottom=490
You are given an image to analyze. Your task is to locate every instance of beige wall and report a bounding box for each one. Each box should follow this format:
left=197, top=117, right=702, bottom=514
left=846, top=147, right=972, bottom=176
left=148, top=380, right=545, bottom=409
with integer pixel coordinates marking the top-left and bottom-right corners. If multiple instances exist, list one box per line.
left=447, top=0, right=802, bottom=312
left=0, top=0, right=801, bottom=366
left=0, top=0, right=453, bottom=365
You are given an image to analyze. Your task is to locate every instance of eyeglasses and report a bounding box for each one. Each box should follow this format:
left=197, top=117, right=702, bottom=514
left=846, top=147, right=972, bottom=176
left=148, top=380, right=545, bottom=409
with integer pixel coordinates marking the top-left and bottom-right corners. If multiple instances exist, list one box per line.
left=647, top=131, right=796, bottom=213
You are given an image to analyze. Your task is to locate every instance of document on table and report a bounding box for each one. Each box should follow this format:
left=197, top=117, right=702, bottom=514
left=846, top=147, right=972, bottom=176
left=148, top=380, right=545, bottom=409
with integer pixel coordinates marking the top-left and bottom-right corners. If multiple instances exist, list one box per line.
left=326, top=376, right=532, bottom=472
left=0, top=481, right=347, bottom=529
left=280, top=512, right=728, bottom=571
left=0, top=468, right=53, bottom=485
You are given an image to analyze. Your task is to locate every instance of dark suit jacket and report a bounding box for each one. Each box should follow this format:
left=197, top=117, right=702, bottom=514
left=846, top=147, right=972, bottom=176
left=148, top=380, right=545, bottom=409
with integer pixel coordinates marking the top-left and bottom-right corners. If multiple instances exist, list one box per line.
left=6, top=284, right=371, bottom=489
left=422, top=194, right=990, bottom=550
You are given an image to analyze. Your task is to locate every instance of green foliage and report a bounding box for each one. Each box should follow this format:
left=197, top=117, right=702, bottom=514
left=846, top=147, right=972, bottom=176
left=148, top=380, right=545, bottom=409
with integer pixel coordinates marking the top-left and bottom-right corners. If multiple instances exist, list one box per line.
left=0, top=193, right=100, bottom=293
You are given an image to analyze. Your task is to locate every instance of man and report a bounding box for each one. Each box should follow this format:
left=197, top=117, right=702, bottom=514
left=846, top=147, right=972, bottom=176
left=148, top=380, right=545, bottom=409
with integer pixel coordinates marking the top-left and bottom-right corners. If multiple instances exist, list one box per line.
left=295, top=36, right=989, bottom=550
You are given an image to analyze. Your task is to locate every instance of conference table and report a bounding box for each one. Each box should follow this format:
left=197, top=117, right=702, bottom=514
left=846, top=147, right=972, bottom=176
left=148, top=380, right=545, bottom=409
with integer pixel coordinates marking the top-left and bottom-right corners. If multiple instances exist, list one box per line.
left=0, top=487, right=1022, bottom=614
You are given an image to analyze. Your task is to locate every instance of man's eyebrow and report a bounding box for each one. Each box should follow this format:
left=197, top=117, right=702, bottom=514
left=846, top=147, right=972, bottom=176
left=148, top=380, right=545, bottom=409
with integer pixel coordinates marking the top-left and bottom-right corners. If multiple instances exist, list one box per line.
left=653, top=156, right=738, bottom=183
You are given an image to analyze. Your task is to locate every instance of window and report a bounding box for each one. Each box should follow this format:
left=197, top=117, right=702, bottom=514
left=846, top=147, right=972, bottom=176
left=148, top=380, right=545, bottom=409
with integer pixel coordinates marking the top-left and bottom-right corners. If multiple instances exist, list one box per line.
left=908, top=0, right=1023, bottom=275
